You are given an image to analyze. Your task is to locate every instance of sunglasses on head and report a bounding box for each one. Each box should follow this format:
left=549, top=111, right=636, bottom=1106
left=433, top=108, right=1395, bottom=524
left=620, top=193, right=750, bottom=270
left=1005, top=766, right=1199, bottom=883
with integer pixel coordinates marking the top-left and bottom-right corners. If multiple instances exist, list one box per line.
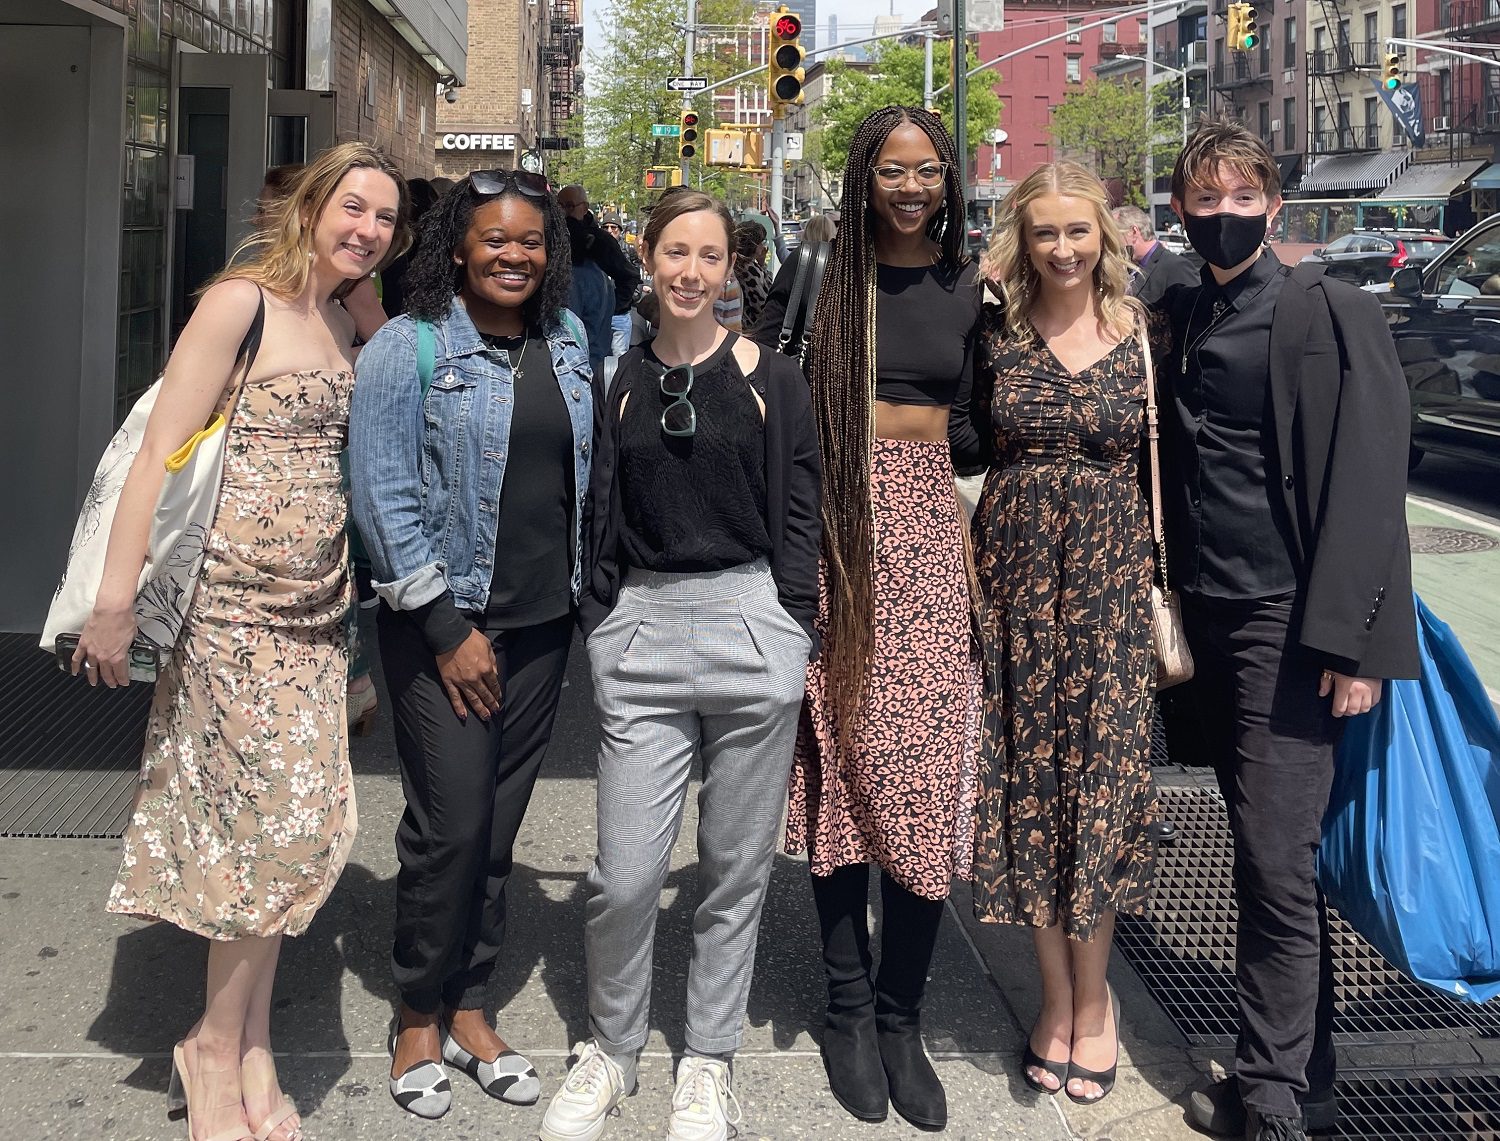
left=469, top=169, right=550, bottom=200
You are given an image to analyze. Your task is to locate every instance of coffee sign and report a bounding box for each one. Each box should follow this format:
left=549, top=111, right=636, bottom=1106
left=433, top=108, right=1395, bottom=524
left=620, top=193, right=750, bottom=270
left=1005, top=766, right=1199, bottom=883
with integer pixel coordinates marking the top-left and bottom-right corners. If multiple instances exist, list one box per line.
left=440, top=132, right=520, bottom=151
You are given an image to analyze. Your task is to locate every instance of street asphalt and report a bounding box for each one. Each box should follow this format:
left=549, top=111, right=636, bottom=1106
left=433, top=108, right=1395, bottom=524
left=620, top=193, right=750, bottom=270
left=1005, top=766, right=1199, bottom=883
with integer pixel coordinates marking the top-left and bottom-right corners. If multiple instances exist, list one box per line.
left=6, top=491, right=1495, bottom=1140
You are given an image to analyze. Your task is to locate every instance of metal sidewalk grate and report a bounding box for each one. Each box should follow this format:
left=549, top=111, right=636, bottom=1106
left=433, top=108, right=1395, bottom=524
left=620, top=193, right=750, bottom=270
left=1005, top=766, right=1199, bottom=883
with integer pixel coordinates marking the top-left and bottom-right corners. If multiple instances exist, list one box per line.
left=0, top=632, right=150, bottom=838
left=1335, top=1070, right=1500, bottom=1139
left=1117, top=784, right=1500, bottom=1046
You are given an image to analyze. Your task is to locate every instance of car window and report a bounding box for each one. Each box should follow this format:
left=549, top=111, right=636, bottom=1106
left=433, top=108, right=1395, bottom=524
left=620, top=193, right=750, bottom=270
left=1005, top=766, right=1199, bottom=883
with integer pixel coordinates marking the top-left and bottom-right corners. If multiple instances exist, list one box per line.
left=1433, top=230, right=1500, bottom=297
left=1406, top=240, right=1450, bottom=259
left=1324, top=235, right=1357, bottom=254
left=1368, top=237, right=1395, bottom=253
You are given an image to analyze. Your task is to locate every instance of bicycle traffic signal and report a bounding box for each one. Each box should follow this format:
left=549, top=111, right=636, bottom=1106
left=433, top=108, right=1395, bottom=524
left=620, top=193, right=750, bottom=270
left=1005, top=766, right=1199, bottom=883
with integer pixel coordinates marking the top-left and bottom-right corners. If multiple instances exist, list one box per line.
left=1227, top=3, right=1259, bottom=51
left=767, top=5, right=806, bottom=112
left=1383, top=51, right=1404, bottom=90
left=678, top=109, right=700, bottom=160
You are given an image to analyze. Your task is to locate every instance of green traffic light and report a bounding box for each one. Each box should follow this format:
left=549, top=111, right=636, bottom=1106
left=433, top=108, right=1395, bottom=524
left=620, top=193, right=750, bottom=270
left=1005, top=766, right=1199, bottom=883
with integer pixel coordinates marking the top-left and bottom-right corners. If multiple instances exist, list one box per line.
left=1242, top=32, right=1258, bottom=48
left=1385, top=76, right=1401, bottom=90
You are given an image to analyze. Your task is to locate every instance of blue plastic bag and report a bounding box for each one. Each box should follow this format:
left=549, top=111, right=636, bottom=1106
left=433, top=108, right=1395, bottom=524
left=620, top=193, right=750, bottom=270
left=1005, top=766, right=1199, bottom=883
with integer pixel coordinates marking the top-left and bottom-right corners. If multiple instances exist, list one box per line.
left=1317, top=594, right=1500, bottom=1004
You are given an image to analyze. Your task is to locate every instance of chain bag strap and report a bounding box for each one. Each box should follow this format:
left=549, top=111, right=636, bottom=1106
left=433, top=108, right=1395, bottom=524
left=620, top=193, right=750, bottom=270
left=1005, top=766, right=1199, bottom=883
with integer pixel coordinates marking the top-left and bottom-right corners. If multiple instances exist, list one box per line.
left=1139, top=316, right=1195, bottom=689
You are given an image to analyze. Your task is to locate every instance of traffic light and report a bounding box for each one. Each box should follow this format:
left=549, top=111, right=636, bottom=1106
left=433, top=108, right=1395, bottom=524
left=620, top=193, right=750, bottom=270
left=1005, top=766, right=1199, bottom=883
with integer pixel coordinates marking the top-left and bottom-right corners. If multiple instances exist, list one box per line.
left=678, top=108, right=700, bottom=160
left=1227, top=3, right=1258, bottom=51
left=767, top=5, right=806, bottom=112
left=1384, top=51, right=1403, bottom=90
left=643, top=167, right=683, bottom=189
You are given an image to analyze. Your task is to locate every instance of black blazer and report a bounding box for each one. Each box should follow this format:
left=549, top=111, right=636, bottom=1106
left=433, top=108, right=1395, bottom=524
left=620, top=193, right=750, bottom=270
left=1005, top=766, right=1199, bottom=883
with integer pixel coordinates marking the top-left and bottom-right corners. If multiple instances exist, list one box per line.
left=1133, top=244, right=1200, bottom=307
left=579, top=338, right=824, bottom=653
left=1161, top=262, right=1419, bottom=678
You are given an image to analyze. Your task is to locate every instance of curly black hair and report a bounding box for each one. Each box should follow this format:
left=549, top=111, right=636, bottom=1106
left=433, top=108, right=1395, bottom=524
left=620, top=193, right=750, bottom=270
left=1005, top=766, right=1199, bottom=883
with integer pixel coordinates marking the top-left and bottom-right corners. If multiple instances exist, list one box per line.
left=403, top=175, right=573, bottom=331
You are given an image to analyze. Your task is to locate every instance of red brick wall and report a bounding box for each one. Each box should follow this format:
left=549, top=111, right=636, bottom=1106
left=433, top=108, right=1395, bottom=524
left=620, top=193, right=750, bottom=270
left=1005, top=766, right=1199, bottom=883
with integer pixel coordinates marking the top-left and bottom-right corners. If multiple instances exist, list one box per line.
left=434, top=0, right=547, bottom=178
left=332, top=0, right=441, bottom=176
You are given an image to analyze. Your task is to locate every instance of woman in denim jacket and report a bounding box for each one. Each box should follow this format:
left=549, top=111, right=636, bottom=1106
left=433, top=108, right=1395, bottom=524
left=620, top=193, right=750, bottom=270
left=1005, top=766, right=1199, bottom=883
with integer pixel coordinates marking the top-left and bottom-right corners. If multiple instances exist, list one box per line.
left=350, top=172, right=590, bottom=1121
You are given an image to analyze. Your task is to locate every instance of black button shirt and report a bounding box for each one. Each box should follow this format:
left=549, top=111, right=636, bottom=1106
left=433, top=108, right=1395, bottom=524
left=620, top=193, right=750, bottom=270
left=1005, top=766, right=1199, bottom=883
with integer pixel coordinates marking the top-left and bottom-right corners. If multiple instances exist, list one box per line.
left=1166, top=249, right=1300, bottom=598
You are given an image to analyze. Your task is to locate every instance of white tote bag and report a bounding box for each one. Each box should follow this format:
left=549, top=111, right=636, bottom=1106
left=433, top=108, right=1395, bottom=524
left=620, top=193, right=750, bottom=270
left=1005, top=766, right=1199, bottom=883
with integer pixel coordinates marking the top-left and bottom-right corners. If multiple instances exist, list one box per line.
left=41, top=293, right=264, bottom=657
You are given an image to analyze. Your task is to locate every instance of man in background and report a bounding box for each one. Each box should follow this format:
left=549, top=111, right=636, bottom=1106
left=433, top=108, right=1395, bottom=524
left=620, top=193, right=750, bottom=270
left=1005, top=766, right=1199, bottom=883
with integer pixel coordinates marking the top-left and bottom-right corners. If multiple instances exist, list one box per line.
left=1115, top=204, right=1199, bottom=305
left=558, top=185, right=640, bottom=369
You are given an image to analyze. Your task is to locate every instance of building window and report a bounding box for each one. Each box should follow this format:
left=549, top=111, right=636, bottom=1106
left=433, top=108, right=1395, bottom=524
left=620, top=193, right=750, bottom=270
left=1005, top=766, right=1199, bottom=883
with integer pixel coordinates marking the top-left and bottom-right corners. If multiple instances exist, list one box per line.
left=1103, top=21, right=1117, bottom=43
left=1363, top=12, right=1378, bottom=47
left=1259, top=101, right=1272, bottom=140
left=1393, top=4, right=1407, bottom=40
left=1066, top=18, right=1082, bottom=42
left=1138, top=19, right=1148, bottom=41
left=1066, top=55, right=1082, bottom=82
left=1314, top=25, right=1327, bottom=54
left=1365, top=96, right=1379, bottom=145
left=1283, top=18, right=1297, bottom=69
left=1439, top=68, right=1452, bottom=116
left=1284, top=97, right=1296, bottom=149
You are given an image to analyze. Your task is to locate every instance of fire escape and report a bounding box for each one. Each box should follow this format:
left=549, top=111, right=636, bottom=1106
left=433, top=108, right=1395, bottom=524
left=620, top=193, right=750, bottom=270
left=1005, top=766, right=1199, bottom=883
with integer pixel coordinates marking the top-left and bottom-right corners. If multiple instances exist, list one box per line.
left=544, top=0, right=584, bottom=140
left=1442, top=0, right=1500, bottom=153
left=1306, top=0, right=1380, bottom=155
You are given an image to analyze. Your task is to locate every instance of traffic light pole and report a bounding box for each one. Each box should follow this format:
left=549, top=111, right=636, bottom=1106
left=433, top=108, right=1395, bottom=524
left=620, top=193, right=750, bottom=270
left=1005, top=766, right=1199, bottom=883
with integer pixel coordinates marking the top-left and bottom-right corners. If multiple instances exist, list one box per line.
left=952, top=0, right=967, bottom=203
left=769, top=112, right=787, bottom=224
left=680, top=0, right=696, bottom=187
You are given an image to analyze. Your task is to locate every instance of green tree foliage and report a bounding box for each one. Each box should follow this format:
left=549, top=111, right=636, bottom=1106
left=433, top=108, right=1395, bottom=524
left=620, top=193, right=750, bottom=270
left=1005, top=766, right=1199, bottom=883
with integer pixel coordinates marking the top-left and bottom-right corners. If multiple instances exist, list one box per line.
left=814, top=41, right=1003, bottom=179
left=1049, top=77, right=1183, bottom=206
left=553, top=0, right=765, bottom=219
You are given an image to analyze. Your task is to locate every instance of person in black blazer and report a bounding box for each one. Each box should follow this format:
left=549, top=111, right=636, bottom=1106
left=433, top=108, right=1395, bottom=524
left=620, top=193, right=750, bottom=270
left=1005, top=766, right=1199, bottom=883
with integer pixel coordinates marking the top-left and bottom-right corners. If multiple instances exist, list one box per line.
left=1152, top=120, right=1418, bottom=1141
left=1114, top=205, right=1200, bottom=306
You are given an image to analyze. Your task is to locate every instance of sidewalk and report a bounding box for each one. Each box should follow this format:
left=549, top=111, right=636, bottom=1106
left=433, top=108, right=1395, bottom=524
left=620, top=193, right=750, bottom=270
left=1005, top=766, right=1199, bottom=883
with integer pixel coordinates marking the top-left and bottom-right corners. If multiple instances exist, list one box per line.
left=0, top=638, right=1210, bottom=1141
left=1405, top=493, right=1500, bottom=700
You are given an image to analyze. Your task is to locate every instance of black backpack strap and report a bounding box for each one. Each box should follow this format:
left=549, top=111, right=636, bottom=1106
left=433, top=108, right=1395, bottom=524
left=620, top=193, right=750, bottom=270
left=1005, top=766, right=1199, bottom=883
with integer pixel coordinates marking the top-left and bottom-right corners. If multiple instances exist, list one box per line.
left=778, top=246, right=817, bottom=354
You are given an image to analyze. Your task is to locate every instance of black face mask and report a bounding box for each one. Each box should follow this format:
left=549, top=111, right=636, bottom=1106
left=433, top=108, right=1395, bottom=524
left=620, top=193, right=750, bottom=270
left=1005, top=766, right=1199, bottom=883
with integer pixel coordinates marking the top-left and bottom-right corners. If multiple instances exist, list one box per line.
left=1183, top=210, right=1267, bottom=269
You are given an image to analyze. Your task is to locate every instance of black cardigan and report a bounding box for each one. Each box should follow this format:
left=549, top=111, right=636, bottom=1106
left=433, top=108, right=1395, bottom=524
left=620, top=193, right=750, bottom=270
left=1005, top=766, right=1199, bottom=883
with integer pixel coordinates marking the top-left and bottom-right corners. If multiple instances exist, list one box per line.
left=579, top=340, right=824, bottom=653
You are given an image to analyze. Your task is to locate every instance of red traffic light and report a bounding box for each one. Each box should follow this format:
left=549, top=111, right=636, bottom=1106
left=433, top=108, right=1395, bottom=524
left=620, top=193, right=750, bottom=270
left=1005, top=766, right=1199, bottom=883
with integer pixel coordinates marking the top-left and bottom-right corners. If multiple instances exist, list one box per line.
left=682, top=110, right=699, bottom=127
left=774, top=13, right=801, bottom=38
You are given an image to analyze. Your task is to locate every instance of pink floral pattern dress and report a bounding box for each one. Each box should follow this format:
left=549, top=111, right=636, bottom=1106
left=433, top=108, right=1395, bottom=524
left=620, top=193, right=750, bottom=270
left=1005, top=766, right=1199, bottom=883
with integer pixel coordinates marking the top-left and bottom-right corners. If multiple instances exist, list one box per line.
left=107, top=369, right=359, bottom=940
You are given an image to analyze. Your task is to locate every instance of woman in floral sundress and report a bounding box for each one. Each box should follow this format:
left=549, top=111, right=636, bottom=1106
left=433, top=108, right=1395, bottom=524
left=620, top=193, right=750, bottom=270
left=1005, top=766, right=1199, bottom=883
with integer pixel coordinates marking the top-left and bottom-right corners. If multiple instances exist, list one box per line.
left=963, top=162, right=1159, bottom=1108
left=73, top=144, right=409, bottom=1141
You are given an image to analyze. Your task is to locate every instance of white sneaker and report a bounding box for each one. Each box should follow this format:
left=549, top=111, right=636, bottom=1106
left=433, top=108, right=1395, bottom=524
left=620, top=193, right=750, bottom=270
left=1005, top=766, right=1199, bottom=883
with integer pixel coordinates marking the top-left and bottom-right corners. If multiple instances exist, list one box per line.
left=666, top=1057, right=743, bottom=1141
left=540, top=1041, right=632, bottom=1141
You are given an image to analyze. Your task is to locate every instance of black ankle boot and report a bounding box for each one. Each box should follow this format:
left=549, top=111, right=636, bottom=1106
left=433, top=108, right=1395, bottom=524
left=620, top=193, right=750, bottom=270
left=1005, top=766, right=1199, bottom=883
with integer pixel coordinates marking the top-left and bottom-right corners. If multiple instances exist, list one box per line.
left=812, top=866, right=888, bottom=1123
left=874, top=873, right=947, bottom=1132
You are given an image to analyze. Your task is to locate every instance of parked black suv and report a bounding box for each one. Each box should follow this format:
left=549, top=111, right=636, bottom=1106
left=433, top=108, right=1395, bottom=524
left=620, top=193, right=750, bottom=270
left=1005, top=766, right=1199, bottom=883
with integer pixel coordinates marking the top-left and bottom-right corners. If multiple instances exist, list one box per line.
left=1307, top=228, right=1452, bottom=286
left=1381, top=213, right=1500, bottom=470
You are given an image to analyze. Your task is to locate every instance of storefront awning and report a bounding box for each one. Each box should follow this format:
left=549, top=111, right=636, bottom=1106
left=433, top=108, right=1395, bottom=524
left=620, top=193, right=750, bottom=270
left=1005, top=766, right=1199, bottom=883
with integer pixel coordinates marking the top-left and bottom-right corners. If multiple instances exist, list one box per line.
left=1377, top=160, right=1488, bottom=200
left=1298, top=150, right=1411, bottom=194
left=1276, top=154, right=1302, bottom=193
left=1472, top=166, right=1500, bottom=189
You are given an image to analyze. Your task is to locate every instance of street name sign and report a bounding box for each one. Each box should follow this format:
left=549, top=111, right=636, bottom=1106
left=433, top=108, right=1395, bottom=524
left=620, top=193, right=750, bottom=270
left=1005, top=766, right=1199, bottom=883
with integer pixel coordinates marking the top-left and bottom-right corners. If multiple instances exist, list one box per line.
left=666, top=76, right=709, bottom=92
left=651, top=123, right=682, bottom=136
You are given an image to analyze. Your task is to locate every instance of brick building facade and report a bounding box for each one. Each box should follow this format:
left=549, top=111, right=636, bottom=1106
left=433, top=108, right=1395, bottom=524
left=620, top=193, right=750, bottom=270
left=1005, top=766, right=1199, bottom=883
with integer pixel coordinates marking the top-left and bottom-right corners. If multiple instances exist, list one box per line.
left=334, top=0, right=445, bottom=176
left=436, top=0, right=580, bottom=179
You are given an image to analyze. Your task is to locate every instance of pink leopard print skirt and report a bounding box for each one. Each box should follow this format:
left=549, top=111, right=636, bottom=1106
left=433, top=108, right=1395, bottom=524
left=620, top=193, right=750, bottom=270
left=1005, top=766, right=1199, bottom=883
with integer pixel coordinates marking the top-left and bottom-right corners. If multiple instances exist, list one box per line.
left=786, top=437, right=982, bottom=900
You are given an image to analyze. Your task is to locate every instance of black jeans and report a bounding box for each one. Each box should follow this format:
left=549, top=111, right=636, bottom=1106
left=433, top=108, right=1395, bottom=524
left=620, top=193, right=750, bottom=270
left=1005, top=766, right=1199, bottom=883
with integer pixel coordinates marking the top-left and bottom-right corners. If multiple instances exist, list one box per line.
left=380, top=606, right=573, bottom=1014
left=1160, top=593, right=1340, bottom=1120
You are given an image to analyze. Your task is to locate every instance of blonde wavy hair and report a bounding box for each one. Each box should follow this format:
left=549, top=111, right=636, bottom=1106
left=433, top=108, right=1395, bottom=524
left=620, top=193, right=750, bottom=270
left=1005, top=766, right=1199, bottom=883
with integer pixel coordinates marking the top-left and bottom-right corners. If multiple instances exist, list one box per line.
left=986, top=161, right=1141, bottom=345
left=205, top=141, right=411, bottom=299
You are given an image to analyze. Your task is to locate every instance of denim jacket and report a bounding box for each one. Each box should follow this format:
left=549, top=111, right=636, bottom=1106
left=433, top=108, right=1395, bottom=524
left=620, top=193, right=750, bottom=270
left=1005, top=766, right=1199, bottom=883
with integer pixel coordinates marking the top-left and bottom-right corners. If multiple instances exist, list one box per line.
left=350, top=297, right=593, bottom=616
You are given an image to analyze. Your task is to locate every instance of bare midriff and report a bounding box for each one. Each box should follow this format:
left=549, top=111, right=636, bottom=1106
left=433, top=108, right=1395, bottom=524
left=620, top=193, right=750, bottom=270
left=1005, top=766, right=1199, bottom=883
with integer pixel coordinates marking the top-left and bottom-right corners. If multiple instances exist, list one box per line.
left=875, top=400, right=949, bottom=442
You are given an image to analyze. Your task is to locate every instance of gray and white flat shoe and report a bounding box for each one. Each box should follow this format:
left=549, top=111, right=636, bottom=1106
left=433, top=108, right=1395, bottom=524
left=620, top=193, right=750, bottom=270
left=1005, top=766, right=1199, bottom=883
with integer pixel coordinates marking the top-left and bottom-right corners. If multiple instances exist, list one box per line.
left=440, top=1026, right=541, bottom=1105
left=387, top=1018, right=452, bottom=1119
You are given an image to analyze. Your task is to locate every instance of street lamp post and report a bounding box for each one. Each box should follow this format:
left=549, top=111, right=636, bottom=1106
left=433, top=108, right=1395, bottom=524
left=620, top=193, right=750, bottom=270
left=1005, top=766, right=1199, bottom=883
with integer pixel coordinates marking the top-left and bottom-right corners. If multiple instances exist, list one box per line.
left=1112, top=53, right=1189, bottom=147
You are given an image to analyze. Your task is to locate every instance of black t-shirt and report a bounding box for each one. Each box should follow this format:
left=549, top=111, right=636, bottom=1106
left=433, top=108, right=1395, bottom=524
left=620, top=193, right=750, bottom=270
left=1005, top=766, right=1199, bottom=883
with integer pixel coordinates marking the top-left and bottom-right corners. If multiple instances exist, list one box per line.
left=481, top=331, right=576, bottom=626
left=617, top=334, right=772, bottom=572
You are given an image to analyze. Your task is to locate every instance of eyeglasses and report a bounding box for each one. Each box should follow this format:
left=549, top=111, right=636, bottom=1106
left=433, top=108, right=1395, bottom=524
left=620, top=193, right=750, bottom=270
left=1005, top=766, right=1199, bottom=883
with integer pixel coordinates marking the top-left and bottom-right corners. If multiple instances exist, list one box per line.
left=872, top=162, right=950, bottom=190
left=469, top=169, right=550, bottom=200
left=656, top=362, right=696, bottom=438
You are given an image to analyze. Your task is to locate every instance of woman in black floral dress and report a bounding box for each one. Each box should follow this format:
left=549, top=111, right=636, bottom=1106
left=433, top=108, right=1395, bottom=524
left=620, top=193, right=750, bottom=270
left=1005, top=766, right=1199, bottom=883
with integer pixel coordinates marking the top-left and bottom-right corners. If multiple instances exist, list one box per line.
left=965, top=162, right=1158, bottom=1106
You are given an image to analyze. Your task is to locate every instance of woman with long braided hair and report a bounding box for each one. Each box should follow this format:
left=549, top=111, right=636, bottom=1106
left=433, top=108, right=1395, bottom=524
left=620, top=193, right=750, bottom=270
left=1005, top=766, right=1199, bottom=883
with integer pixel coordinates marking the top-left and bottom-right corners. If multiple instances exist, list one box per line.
left=754, top=105, right=984, bottom=1132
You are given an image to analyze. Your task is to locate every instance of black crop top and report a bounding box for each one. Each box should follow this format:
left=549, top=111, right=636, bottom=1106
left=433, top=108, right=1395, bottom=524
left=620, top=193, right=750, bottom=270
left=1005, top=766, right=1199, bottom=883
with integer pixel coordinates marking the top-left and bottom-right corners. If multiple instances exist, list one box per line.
left=753, top=254, right=983, bottom=407
left=617, top=334, right=773, bottom=572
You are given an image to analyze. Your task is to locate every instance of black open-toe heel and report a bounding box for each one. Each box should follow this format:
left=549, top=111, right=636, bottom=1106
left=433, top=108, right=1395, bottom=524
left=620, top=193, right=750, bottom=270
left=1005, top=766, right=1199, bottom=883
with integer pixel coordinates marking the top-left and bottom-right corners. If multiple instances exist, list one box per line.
left=1021, top=1036, right=1069, bottom=1096
left=1065, top=988, right=1120, bottom=1106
